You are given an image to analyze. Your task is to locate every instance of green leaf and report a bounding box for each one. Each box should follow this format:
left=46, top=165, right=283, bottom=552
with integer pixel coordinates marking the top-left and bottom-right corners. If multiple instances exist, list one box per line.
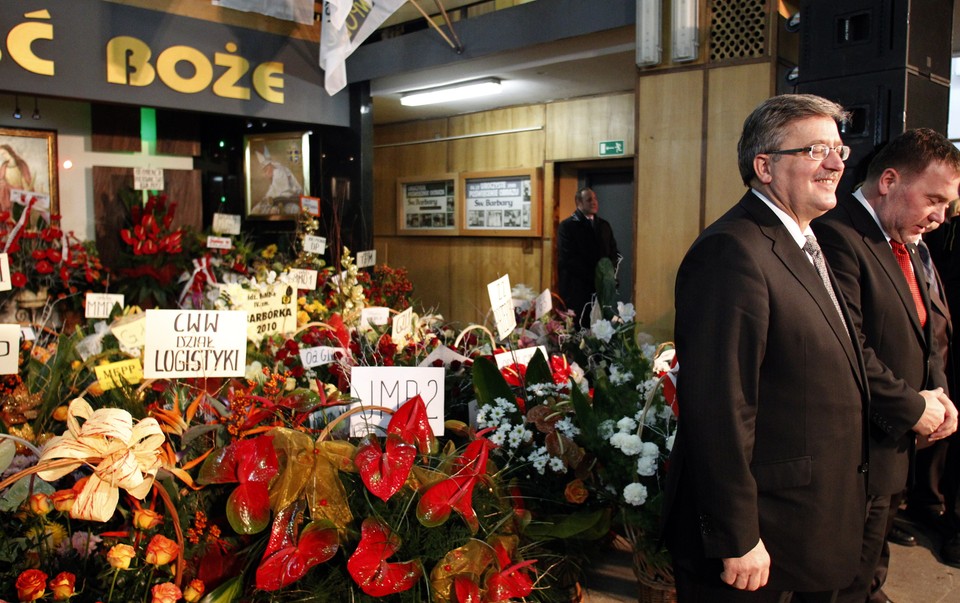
left=524, top=349, right=553, bottom=386
left=570, top=382, right=599, bottom=444
left=523, top=508, right=610, bottom=540
left=200, top=573, right=244, bottom=603
left=594, top=257, right=618, bottom=320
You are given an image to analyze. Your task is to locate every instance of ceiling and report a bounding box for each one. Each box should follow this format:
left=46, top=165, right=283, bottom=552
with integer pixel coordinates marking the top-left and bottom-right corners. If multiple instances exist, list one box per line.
left=367, top=25, right=638, bottom=125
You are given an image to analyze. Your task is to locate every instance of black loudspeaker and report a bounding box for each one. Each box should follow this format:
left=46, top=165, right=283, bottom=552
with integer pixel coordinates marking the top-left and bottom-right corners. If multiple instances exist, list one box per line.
left=797, top=69, right=950, bottom=197
left=798, top=0, right=952, bottom=84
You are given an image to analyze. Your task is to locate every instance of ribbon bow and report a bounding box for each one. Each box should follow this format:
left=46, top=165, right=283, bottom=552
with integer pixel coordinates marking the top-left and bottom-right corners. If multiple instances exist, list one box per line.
left=178, top=256, right=217, bottom=306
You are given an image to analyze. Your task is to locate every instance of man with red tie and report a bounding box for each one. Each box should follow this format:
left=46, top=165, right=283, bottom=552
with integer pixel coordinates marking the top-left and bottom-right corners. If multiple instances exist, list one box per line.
left=813, top=128, right=960, bottom=603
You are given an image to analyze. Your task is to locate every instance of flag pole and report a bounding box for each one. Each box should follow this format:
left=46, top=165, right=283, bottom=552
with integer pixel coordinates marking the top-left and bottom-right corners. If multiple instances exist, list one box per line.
left=433, top=0, right=463, bottom=52
left=407, top=0, right=461, bottom=52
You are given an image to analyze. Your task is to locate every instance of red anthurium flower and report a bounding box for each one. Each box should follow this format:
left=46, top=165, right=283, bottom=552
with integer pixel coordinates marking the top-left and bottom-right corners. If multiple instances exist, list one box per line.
left=500, top=363, right=526, bottom=388
left=35, top=260, right=54, bottom=274
left=355, top=434, right=416, bottom=502
left=549, top=354, right=573, bottom=386
left=255, top=502, right=339, bottom=591
left=485, top=558, right=538, bottom=601
left=454, top=575, right=481, bottom=603
left=417, top=474, right=482, bottom=533
left=347, top=518, right=423, bottom=597
left=197, top=435, right=277, bottom=534
left=11, top=272, right=26, bottom=287
left=387, top=395, right=437, bottom=454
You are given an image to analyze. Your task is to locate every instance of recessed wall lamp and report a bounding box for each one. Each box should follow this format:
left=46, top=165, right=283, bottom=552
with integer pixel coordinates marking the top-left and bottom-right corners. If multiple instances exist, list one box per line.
left=400, top=77, right=502, bottom=107
left=32, top=97, right=40, bottom=120
left=12, top=95, right=21, bottom=119
left=636, top=0, right=662, bottom=67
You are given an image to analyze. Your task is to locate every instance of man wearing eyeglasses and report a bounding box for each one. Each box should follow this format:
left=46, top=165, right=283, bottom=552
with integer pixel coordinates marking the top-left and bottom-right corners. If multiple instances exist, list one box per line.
left=667, top=94, right=869, bottom=601
left=812, top=128, right=960, bottom=603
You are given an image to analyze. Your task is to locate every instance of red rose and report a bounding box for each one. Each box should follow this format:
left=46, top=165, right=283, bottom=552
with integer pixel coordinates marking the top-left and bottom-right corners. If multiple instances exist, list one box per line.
left=16, top=569, right=47, bottom=601
left=35, top=260, right=54, bottom=274
left=49, top=571, right=76, bottom=601
left=11, top=272, right=27, bottom=287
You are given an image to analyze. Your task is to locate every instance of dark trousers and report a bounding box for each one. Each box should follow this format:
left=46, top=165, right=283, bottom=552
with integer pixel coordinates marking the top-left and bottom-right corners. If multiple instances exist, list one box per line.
left=836, top=495, right=891, bottom=603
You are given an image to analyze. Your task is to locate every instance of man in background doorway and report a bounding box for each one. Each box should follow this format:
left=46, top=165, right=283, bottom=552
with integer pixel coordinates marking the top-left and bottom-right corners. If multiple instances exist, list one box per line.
left=557, top=187, right=619, bottom=327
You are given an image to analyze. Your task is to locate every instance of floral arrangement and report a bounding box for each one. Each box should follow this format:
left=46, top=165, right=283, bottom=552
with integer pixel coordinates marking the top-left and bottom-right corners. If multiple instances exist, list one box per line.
left=116, top=191, right=189, bottom=308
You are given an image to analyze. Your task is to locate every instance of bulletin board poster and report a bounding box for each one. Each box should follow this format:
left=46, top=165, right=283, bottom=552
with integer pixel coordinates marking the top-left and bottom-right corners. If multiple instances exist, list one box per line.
left=461, top=169, right=541, bottom=237
left=397, top=175, right=458, bottom=235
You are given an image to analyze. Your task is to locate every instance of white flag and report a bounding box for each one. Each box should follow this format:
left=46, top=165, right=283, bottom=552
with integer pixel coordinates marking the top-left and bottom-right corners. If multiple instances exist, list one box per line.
left=214, top=0, right=315, bottom=25
left=321, top=0, right=407, bottom=96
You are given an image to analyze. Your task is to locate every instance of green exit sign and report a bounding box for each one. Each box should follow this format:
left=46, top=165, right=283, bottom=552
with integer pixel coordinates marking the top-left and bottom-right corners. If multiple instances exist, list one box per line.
left=598, top=140, right=625, bottom=156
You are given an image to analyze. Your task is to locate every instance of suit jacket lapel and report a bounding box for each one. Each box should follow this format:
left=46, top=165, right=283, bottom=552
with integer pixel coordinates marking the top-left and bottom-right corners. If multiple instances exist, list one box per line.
left=740, top=194, right=860, bottom=379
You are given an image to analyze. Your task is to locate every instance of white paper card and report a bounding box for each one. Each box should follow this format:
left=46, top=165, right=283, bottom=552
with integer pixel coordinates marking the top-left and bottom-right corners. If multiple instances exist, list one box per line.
left=303, top=235, right=327, bottom=255
left=361, top=306, right=390, bottom=328
left=220, top=282, right=298, bottom=341
left=299, top=345, right=346, bottom=368
left=494, top=345, right=548, bottom=369
left=133, top=168, right=164, bottom=191
left=85, top=293, right=125, bottom=319
left=143, top=310, right=248, bottom=378
left=487, top=274, right=516, bottom=340
left=349, top=366, right=444, bottom=436
left=300, top=195, right=321, bottom=216
left=111, top=312, right=146, bottom=355
left=287, top=268, right=318, bottom=291
left=418, top=345, right=469, bottom=368
left=535, top=288, right=553, bottom=319
left=206, top=235, right=233, bottom=250
left=392, top=306, right=413, bottom=343
left=0, top=324, right=20, bottom=374
left=20, top=326, right=35, bottom=342
left=212, top=213, right=242, bottom=235
left=356, top=249, right=376, bottom=268
left=0, top=254, right=10, bottom=292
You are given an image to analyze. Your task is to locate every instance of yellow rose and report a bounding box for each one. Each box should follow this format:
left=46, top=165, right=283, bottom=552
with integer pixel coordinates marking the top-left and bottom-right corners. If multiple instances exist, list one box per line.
left=106, top=543, right=136, bottom=569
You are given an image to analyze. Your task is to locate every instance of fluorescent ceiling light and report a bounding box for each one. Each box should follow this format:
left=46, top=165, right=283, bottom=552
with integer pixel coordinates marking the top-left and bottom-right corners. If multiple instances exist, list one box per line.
left=401, top=77, right=502, bottom=106
left=636, top=0, right=662, bottom=67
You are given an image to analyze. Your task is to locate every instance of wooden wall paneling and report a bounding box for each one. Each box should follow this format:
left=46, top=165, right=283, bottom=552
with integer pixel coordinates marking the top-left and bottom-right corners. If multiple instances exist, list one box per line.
left=373, top=140, right=449, bottom=236
left=635, top=71, right=705, bottom=341
left=93, top=167, right=134, bottom=267
left=545, top=93, right=636, bottom=161
left=447, top=106, right=545, bottom=171
left=375, top=237, right=454, bottom=319
left=162, top=169, right=203, bottom=231
left=373, top=119, right=449, bottom=147
left=91, top=104, right=141, bottom=152
left=704, top=63, right=774, bottom=225
left=156, top=110, right=202, bottom=156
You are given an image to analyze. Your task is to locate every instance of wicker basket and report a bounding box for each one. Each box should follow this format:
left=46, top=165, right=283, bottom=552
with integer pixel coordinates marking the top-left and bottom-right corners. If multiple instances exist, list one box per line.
left=634, top=549, right=677, bottom=603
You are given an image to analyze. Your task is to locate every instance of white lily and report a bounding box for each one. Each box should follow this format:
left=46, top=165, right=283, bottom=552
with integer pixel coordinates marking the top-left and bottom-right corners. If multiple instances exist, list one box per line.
left=36, top=398, right=165, bottom=522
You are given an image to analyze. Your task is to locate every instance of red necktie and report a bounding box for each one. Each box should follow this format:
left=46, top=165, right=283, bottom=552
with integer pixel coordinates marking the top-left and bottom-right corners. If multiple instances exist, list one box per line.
left=890, top=241, right=927, bottom=327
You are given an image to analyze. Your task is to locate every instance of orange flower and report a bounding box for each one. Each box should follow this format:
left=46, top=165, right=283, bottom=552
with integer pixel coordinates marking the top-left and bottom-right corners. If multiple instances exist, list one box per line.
left=106, top=543, right=136, bottom=569
left=50, top=489, right=77, bottom=513
left=183, top=579, right=205, bottom=602
left=150, top=582, right=182, bottom=603
left=133, top=508, right=163, bottom=530
left=49, top=571, right=76, bottom=600
left=52, top=405, right=69, bottom=421
left=15, top=569, right=47, bottom=601
left=28, top=492, right=53, bottom=516
left=145, top=534, right=179, bottom=566
left=563, top=479, right=589, bottom=504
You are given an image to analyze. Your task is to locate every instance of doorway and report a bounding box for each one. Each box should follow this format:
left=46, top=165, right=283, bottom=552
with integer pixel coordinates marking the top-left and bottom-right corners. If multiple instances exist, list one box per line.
left=580, top=168, right=634, bottom=306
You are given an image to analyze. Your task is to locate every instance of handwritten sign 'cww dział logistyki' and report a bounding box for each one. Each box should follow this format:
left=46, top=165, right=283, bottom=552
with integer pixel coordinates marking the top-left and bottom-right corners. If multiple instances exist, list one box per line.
left=143, top=310, right=247, bottom=378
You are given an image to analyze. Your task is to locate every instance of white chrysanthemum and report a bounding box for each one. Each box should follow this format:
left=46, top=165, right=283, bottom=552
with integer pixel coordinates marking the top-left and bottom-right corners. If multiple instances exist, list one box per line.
left=555, top=417, right=580, bottom=438
left=494, top=397, right=516, bottom=412
left=637, top=455, right=657, bottom=476
left=617, top=302, right=636, bottom=323
left=610, top=365, right=634, bottom=386
left=610, top=432, right=643, bottom=456
left=640, top=343, right=658, bottom=362
left=591, top=319, right=615, bottom=343
left=616, top=417, right=638, bottom=433
left=488, top=406, right=506, bottom=424
left=528, top=447, right=550, bottom=475
left=641, top=441, right=659, bottom=459
left=549, top=456, right=566, bottom=473
left=660, top=404, right=676, bottom=421
left=623, top=482, right=649, bottom=506
left=244, top=361, right=264, bottom=382
left=666, top=432, right=676, bottom=452
left=488, top=429, right=506, bottom=446
left=598, top=419, right=616, bottom=440
left=476, top=406, right=490, bottom=427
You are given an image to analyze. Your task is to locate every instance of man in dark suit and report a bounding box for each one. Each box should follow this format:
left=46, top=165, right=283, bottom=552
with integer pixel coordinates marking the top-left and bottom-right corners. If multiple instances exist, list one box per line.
left=557, top=187, right=619, bottom=326
left=812, top=128, right=960, bottom=603
left=666, top=94, right=870, bottom=601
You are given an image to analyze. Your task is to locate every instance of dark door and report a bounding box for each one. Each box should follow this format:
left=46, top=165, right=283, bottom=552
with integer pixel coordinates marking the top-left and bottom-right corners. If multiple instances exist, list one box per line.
left=583, top=169, right=634, bottom=306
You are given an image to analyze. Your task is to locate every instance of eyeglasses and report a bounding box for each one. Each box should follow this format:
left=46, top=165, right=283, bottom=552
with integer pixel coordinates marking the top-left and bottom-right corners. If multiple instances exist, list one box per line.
left=766, top=144, right=851, bottom=161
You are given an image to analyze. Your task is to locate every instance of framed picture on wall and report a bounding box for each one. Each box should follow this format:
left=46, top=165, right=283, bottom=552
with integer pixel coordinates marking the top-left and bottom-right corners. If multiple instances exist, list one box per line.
left=0, top=127, right=59, bottom=217
left=460, top=168, right=541, bottom=237
left=396, top=174, right=458, bottom=235
left=244, top=131, right=310, bottom=219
